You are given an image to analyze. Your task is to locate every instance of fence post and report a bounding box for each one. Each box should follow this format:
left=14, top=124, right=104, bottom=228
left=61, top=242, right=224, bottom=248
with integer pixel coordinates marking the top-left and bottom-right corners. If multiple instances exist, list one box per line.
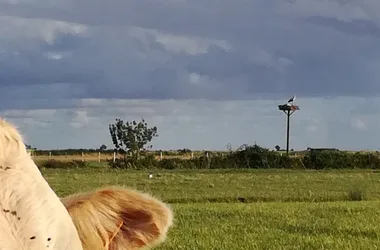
left=160, top=151, right=163, bottom=160
left=49, top=151, right=52, bottom=159
left=113, top=152, right=116, bottom=163
left=98, top=152, right=101, bottom=163
left=191, top=152, right=194, bottom=159
left=82, top=152, right=84, bottom=162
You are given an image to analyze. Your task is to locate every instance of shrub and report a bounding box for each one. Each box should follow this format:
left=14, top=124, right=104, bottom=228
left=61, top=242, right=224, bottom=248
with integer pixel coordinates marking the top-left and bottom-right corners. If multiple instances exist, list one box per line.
left=158, top=158, right=199, bottom=169
left=37, top=160, right=87, bottom=169
left=302, top=151, right=380, bottom=170
left=42, top=144, right=380, bottom=170
left=108, top=154, right=159, bottom=169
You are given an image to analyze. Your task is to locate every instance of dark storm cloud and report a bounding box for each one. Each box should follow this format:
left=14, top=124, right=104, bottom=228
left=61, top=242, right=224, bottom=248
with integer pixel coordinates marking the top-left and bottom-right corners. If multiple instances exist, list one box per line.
left=0, top=0, right=380, bottom=110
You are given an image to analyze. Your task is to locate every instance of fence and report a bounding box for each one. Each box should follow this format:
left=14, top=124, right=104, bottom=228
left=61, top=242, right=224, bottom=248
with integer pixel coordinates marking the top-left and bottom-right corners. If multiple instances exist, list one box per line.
left=29, top=151, right=207, bottom=163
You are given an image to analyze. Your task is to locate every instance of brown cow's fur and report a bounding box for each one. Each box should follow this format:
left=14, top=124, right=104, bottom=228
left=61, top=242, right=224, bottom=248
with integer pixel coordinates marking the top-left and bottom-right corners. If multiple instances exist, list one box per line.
left=61, top=186, right=173, bottom=250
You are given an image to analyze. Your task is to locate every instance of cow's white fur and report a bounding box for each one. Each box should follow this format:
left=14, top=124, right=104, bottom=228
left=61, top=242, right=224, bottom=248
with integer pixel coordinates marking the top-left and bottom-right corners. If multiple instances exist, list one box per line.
left=0, top=119, right=82, bottom=250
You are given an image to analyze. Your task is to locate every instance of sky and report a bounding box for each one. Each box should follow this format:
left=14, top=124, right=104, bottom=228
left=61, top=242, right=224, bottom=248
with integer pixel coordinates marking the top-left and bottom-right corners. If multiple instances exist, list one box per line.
left=0, top=0, right=380, bottom=151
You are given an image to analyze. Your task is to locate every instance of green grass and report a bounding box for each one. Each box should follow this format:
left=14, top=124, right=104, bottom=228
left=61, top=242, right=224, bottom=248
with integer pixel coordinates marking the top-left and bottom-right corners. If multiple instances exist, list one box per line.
left=42, top=168, right=380, bottom=203
left=41, top=167, right=380, bottom=249
left=161, top=202, right=380, bottom=249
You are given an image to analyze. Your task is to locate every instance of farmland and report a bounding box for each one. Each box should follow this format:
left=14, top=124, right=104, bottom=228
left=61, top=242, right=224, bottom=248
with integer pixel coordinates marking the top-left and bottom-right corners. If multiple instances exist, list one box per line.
left=43, top=166, right=380, bottom=249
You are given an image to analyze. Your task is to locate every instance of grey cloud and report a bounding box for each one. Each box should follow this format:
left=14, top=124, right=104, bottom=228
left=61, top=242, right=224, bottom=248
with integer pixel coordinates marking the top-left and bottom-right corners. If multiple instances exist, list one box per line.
left=0, top=1, right=271, bottom=36
left=305, top=16, right=380, bottom=38
left=7, top=97, right=380, bottom=150
left=0, top=0, right=380, bottom=111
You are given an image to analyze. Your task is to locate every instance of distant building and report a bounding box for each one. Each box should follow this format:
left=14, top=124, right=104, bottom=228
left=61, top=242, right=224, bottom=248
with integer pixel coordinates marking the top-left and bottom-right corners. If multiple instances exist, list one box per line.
left=306, top=147, right=339, bottom=152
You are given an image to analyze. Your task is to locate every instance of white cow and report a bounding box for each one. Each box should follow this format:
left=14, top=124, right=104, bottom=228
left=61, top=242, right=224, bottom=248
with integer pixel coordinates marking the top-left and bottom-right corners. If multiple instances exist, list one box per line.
left=0, top=118, right=173, bottom=250
left=0, top=119, right=83, bottom=250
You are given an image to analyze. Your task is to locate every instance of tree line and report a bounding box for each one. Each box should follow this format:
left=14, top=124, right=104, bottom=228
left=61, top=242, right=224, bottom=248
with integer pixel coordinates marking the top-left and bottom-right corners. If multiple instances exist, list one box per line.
left=30, top=117, right=380, bottom=170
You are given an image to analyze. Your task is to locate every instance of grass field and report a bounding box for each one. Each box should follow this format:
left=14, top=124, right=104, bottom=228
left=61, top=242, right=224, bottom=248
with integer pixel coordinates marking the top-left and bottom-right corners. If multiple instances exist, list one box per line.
left=42, top=167, right=380, bottom=249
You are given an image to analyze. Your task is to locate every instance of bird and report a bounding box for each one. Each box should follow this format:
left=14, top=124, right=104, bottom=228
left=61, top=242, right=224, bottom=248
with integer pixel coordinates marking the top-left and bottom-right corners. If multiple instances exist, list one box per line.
left=288, top=95, right=296, bottom=104
left=287, top=95, right=296, bottom=106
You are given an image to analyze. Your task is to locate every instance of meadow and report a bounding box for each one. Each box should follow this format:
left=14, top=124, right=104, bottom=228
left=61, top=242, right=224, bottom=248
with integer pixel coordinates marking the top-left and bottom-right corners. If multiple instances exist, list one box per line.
left=42, top=166, right=380, bottom=249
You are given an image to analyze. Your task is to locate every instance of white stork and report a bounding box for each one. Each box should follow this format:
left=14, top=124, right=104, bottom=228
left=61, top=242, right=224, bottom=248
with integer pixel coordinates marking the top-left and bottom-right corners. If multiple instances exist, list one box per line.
left=287, top=95, right=296, bottom=106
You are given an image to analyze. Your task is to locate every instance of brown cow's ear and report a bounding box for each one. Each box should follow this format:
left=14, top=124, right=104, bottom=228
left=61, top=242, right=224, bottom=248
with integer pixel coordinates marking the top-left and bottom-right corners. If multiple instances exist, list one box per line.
left=61, top=186, right=173, bottom=250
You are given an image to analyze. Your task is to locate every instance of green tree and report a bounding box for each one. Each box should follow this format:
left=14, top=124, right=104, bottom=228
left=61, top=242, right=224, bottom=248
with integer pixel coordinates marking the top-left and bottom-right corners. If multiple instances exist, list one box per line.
left=109, top=118, right=158, bottom=162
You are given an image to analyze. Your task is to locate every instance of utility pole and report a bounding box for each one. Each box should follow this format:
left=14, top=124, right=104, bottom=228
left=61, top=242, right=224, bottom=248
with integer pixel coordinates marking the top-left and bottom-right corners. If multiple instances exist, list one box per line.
left=278, top=96, right=299, bottom=155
